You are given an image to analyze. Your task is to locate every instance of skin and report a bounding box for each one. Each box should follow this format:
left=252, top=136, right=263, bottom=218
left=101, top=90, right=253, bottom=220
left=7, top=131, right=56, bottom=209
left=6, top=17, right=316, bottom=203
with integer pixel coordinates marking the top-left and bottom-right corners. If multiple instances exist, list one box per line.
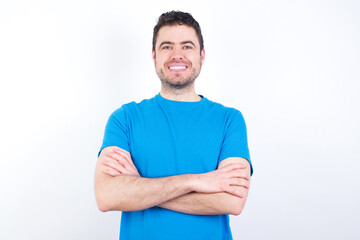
left=95, top=147, right=251, bottom=215
left=152, top=25, right=205, bottom=102
left=94, top=24, right=251, bottom=215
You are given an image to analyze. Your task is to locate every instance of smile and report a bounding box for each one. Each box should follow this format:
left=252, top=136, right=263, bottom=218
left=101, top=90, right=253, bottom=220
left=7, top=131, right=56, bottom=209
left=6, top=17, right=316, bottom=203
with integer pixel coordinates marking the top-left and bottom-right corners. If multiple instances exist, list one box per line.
left=169, top=66, right=187, bottom=70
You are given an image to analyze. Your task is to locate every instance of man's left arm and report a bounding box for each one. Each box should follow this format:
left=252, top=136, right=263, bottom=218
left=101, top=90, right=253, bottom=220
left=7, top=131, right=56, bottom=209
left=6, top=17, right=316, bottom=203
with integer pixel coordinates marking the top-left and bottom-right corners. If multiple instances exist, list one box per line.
left=158, top=157, right=251, bottom=215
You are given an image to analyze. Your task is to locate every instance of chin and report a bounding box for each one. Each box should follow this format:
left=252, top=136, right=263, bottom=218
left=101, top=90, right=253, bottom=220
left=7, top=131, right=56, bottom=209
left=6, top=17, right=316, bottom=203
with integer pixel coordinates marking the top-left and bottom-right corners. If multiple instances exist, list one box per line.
left=161, top=78, right=195, bottom=89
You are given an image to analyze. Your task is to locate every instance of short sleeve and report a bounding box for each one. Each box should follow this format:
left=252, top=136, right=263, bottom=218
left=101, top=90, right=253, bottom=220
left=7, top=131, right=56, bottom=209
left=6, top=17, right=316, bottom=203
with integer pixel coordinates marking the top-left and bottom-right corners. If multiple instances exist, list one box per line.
left=219, top=110, right=253, bottom=175
left=98, top=106, right=130, bottom=156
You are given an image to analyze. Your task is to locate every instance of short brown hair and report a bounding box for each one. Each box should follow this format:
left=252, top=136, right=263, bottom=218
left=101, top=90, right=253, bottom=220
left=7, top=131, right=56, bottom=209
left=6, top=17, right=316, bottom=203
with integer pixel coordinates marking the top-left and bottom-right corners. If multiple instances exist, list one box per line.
left=152, top=11, right=204, bottom=53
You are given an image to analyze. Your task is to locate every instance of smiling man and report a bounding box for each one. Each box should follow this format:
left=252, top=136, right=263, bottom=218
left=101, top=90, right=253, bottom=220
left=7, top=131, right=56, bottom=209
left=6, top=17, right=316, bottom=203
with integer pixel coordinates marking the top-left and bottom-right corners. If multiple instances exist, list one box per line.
left=95, top=11, right=253, bottom=240
left=154, top=24, right=204, bottom=95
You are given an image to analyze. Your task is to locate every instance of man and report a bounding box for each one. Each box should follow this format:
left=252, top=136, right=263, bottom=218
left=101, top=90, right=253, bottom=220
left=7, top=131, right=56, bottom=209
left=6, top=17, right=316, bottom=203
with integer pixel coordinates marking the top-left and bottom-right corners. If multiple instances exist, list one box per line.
left=95, top=11, right=253, bottom=240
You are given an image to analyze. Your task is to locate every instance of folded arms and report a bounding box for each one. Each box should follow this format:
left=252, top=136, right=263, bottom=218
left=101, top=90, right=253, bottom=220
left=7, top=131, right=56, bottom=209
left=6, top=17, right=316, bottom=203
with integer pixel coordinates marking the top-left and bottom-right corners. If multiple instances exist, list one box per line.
left=94, top=146, right=251, bottom=215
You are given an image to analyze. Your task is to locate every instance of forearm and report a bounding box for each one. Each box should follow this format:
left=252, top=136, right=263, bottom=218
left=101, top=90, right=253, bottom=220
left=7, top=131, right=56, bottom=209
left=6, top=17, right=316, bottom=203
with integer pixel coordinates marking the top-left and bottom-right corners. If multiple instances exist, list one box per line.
left=96, top=147, right=250, bottom=214
left=158, top=187, right=248, bottom=216
left=95, top=166, right=195, bottom=212
left=158, top=158, right=251, bottom=216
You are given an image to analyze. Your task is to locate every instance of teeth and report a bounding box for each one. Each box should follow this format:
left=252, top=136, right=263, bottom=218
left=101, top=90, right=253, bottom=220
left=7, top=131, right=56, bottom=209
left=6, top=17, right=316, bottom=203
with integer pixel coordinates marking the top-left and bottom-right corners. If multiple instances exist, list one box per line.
left=169, top=66, right=186, bottom=70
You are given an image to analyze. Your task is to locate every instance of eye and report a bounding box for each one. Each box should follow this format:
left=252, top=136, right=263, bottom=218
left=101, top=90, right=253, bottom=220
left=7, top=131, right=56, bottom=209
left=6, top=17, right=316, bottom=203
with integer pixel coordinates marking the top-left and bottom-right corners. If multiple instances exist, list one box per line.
left=183, top=45, right=192, bottom=50
left=162, top=45, right=171, bottom=50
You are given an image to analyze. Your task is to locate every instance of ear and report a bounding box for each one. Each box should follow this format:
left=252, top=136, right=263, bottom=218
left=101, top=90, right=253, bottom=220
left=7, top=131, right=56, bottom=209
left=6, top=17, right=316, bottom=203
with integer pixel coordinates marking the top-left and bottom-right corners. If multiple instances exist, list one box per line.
left=200, top=49, right=205, bottom=64
left=152, top=49, right=156, bottom=63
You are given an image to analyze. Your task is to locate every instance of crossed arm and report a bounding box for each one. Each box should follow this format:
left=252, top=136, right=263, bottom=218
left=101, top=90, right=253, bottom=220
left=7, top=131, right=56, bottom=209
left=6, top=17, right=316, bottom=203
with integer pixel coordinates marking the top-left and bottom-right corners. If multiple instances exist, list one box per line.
left=94, top=146, right=251, bottom=215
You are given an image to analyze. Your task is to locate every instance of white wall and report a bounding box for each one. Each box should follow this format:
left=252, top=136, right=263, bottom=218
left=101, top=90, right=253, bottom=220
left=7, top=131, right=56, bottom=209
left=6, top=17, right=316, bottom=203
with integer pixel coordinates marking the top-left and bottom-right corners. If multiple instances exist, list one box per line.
left=1, top=0, right=359, bottom=239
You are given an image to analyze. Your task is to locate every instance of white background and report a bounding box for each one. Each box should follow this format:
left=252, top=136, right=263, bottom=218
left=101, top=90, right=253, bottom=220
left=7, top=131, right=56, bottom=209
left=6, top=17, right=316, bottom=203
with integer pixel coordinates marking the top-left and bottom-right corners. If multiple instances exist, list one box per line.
left=1, top=0, right=359, bottom=239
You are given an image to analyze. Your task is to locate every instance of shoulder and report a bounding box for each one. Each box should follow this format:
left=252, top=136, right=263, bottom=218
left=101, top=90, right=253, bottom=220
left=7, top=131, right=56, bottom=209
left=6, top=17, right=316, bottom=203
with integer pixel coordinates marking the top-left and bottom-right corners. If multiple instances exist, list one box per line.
left=111, top=96, right=156, bottom=114
left=108, top=96, right=158, bottom=122
left=204, top=97, right=245, bottom=123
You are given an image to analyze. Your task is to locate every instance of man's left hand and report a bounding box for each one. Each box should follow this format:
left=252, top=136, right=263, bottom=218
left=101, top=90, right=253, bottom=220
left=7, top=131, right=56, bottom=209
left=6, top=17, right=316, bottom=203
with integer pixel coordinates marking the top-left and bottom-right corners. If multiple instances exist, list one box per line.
left=101, top=147, right=140, bottom=177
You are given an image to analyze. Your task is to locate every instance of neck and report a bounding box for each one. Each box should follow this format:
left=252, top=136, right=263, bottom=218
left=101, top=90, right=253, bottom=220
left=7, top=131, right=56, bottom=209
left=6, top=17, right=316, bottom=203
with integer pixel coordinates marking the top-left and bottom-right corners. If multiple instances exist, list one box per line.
left=160, top=83, right=201, bottom=102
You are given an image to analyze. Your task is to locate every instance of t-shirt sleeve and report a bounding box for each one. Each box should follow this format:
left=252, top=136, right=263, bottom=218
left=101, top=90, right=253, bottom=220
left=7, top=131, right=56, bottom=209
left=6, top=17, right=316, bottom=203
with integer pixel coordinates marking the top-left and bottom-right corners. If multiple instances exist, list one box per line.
left=98, top=106, right=130, bottom=156
left=219, top=110, right=253, bottom=175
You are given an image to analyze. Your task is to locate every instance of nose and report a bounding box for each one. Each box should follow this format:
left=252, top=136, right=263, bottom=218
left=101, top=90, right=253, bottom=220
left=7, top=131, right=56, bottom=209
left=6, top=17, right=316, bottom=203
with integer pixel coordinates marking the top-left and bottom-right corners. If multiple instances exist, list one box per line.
left=171, top=47, right=183, bottom=61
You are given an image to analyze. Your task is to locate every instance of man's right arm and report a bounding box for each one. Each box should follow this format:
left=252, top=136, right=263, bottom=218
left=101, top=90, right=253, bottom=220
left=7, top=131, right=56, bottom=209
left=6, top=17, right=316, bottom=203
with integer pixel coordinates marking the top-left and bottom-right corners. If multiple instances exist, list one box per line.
left=95, top=147, right=195, bottom=212
left=94, top=146, right=248, bottom=212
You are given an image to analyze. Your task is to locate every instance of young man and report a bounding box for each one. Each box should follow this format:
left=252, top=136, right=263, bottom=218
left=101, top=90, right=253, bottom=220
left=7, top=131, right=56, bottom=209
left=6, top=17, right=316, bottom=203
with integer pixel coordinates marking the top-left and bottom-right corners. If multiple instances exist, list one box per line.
left=95, top=11, right=253, bottom=240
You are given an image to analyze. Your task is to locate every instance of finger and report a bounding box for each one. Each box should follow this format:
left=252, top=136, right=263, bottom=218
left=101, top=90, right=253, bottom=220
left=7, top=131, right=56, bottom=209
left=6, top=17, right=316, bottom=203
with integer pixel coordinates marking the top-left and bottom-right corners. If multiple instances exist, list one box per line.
left=224, top=168, right=250, bottom=180
left=127, top=167, right=140, bottom=176
left=102, top=167, right=122, bottom=177
left=112, top=149, right=136, bottom=168
left=102, top=159, right=135, bottom=176
left=104, top=152, right=140, bottom=176
left=105, top=152, right=128, bottom=167
left=223, top=185, right=246, bottom=198
left=113, top=146, right=131, bottom=157
left=113, top=147, right=132, bottom=162
left=222, top=163, right=247, bottom=172
left=123, top=164, right=140, bottom=176
left=115, top=148, right=137, bottom=168
left=234, top=172, right=250, bottom=181
left=109, top=152, right=139, bottom=174
left=102, top=159, right=126, bottom=173
left=228, top=178, right=250, bottom=189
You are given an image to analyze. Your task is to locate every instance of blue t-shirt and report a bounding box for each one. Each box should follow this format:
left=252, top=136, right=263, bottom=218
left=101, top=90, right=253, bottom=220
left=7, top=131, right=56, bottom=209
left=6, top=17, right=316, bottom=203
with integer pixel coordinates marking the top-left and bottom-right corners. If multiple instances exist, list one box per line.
left=100, top=93, right=252, bottom=240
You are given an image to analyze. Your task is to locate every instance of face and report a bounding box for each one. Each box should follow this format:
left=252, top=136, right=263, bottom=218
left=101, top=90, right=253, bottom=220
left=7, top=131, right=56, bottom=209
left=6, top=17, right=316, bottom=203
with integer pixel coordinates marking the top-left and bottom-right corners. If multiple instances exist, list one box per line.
left=152, top=25, right=205, bottom=89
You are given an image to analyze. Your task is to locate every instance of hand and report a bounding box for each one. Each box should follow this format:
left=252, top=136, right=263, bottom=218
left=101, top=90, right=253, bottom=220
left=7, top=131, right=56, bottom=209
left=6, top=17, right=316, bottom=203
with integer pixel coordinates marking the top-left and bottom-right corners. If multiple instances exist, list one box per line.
left=100, top=147, right=140, bottom=177
left=192, top=163, right=250, bottom=198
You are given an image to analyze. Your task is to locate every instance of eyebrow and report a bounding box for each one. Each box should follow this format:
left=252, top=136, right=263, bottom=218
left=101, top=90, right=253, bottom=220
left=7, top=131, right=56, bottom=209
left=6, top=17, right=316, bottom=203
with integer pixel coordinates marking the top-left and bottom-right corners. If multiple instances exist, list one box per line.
left=158, top=40, right=196, bottom=49
left=181, top=41, right=196, bottom=47
left=159, top=41, right=174, bottom=49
